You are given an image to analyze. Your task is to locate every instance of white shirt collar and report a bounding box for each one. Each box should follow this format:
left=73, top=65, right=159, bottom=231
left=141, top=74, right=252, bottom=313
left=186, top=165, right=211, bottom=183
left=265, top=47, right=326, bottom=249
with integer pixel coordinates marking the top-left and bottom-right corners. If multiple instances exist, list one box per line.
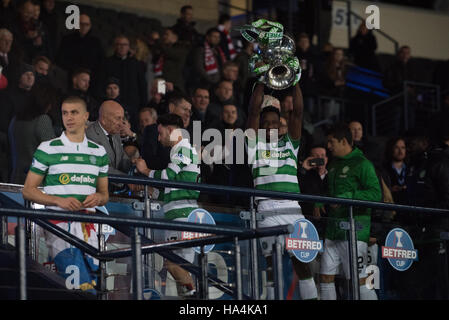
left=60, top=131, right=88, bottom=147
left=98, top=121, right=110, bottom=137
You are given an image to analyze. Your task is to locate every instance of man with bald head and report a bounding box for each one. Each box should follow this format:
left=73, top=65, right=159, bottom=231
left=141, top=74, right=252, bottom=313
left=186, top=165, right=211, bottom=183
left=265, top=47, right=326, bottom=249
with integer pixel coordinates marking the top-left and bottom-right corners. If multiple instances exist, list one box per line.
left=86, top=99, right=132, bottom=175
left=56, top=13, right=104, bottom=77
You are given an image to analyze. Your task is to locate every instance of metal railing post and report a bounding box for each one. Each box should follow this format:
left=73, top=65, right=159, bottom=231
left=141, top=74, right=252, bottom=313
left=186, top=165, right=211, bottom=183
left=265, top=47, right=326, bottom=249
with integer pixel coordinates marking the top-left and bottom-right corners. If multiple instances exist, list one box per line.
left=0, top=215, right=7, bottom=247
left=234, top=237, right=243, bottom=300
left=250, top=196, right=259, bottom=299
left=348, top=206, right=360, bottom=300
left=131, top=227, right=143, bottom=300
left=143, top=185, right=155, bottom=290
left=97, top=224, right=107, bottom=300
left=198, top=246, right=208, bottom=299
left=16, top=217, right=27, bottom=300
left=273, top=236, right=284, bottom=300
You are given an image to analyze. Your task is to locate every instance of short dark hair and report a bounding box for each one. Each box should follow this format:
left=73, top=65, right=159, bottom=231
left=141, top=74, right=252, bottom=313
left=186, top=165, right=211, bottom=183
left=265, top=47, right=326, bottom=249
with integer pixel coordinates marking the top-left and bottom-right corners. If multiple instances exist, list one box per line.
left=260, top=106, right=281, bottom=121
left=72, top=67, right=91, bottom=78
left=167, top=91, right=189, bottom=107
left=165, top=27, right=179, bottom=37
left=206, top=27, right=220, bottom=37
left=32, top=55, right=51, bottom=67
left=157, top=113, right=184, bottom=129
left=327, top=123, right=353, bottom=146
left=180, top=5, right=192, bottom=14
left=193, top=86, right=210, bottom=96
left=219, top=13, right=231, bottom=25
left=62, top=96, right=87, bottom=111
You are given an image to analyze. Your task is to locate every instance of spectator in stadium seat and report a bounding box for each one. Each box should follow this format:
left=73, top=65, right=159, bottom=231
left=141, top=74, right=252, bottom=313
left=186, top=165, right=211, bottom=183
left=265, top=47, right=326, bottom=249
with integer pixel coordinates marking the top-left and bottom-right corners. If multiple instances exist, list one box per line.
left=296, top=33, right=320, bottom=121
left=191, top=28, right=226, bottom=88
left=31, top=55, right=51, bottom=86
left=402, top=133, right=430, bottom=207
left=298, top=145, right=329, bottom=231
left=349, top=22, right=380, bottom=72
left=383, top=45, right=418, bottom=94
left=382, top=136, right=411, bottom=206
left=424, top=126, right=449, bottom=210
left=99, top=35, right=148, bottom=131
left=0, top=64, right=35, bottom=181
left=0, top=0, right=16, bottom=29
left=0, top=63, right=35, bottom=128
left=206, top=103, right=250, bottom=205
left=0, top=28, right=22, bottom=83
left=67, top=68, right=100, bottom=121
left=10, top=0, right=51, bottom=63
left=9, top=82, right=57, bottom=184
left=40, top=0, right=60, bottom=57
left=190, top=86, right=210, bottom=131
left=319, top=48, right=349, bottom=121
left=104, top=77, right=121, bottom=101
left=349, top=120, right=380, bottom=166
left=171, top=5, right=200, bottom=47
left=152, top=27, right=189, bottom=93
left=86, top=100, right=132, bottom=177
left=136, top=107, right=157, bottom=147
left=206, top=80, right=240, bottom=126
left=234, top=38, right=254, bottom=101
left=56, top=14, right=104, bottom=80
left=217, top=14, right=236, bottom=61
left=222, top=61, right=244, bottom=108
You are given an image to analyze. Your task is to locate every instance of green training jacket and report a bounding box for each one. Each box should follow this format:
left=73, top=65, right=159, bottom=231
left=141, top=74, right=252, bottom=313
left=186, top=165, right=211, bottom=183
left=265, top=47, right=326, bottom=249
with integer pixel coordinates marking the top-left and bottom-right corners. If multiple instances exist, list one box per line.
left=324, top=147, right=381, bottom=243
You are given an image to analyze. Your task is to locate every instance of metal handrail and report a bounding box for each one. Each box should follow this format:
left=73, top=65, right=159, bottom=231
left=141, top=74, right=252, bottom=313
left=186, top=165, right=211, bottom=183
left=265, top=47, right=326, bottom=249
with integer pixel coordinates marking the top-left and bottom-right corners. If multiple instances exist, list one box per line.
left=108, top=175, right=449, bottom=215
left=0, top=197, right=290, bottom=300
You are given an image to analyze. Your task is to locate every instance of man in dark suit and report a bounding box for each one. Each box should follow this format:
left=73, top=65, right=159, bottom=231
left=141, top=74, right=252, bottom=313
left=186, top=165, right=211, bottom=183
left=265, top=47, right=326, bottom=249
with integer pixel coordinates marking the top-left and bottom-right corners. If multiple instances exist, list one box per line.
left=86, top=100, right=132, bottom=176
left=98, top=35, right=147, bottom=131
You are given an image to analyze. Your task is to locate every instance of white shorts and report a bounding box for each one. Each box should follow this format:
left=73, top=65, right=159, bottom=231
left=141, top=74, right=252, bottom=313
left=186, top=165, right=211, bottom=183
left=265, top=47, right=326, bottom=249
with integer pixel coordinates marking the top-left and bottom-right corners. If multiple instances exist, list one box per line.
left=257, top=200, right=304, bottom=257
left=164, top=218, right=195, bottom=264
left=320, top=238, right=369, bottom=279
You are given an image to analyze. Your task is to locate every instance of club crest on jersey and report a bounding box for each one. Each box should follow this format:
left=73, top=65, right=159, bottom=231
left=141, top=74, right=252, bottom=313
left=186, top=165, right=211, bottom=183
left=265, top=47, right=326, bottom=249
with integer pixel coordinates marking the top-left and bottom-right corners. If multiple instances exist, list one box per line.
left=342, top=166, right=350, bottom=174
left=60, top=156, right=69, bottom=161
left=89, top=156, right=96, bottom=164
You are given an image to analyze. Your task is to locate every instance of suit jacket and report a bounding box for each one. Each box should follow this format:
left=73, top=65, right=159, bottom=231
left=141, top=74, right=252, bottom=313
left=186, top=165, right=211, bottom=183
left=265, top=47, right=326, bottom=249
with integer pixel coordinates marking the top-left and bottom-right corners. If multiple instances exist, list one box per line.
left=86, top=121, right=132, bottom=175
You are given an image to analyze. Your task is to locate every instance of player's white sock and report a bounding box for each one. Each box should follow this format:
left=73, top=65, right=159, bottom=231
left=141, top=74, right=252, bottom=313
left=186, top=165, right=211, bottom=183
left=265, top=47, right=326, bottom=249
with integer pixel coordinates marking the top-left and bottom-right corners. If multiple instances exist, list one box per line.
left=320, top=282, right=337, bottom=300
left=299, top=278, right=318, bottom=300
left=359, top=285, right=378, bottom=300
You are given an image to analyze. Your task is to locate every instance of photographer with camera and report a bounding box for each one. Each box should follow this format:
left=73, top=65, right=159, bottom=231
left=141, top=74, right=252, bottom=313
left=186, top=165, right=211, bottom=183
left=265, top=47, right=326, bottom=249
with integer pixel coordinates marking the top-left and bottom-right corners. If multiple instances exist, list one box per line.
left=298, top=145, right=329, bottom=221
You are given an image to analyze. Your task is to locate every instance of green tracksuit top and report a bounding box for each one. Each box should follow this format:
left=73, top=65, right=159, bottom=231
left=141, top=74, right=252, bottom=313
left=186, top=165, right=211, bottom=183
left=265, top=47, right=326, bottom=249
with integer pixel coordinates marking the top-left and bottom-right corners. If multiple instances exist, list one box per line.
left=324, top=147, right=381, bottom=243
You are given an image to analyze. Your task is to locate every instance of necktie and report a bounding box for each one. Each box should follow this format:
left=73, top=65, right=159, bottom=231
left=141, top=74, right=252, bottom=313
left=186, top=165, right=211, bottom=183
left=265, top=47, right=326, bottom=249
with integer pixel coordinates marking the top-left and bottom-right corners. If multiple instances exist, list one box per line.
left=107, top=134, right=114, bottom=151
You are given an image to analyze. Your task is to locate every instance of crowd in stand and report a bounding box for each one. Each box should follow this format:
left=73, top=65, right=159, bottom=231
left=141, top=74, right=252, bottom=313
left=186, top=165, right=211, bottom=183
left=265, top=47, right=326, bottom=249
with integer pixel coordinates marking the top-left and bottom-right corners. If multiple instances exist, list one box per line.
left=0, top=0, right=448, bottom=217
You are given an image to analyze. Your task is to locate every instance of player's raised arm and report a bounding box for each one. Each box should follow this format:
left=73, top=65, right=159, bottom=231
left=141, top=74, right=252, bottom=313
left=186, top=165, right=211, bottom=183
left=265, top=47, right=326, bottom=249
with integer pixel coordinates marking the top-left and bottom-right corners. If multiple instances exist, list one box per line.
left=289, top=83, right=304, bottom=141
left=246, top=82, right=265, bottom=132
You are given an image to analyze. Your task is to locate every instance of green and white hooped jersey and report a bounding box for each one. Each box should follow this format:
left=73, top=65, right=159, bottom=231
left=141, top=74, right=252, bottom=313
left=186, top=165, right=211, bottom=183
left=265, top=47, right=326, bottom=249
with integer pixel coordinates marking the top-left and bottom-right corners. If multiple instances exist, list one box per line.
left=29, top=132, right=109, bottom=211
left=247, top=133, right=301, bottom=200
left=150, top=138, right=200, bottom=220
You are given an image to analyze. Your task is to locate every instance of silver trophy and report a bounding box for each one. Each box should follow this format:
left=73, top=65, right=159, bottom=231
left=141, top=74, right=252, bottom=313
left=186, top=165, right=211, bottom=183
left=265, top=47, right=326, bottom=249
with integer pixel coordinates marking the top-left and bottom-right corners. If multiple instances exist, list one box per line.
left=237, top=19, right=301, bottom=90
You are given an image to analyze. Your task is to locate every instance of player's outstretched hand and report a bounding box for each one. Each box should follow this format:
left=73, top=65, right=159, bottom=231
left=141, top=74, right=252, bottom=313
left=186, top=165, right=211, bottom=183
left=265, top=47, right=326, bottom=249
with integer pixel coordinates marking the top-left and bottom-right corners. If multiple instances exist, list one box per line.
left=135, top=158, right=150, bottom=176
left=56, top=197, right=83, bottom=211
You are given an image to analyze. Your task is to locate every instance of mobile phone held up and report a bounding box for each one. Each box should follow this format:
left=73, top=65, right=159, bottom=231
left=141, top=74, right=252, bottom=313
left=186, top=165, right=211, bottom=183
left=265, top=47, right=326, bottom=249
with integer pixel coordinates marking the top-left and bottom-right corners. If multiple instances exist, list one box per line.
left=157, top=79, right=166, bottom=95
left=308, top=158, right=325, bottom=167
